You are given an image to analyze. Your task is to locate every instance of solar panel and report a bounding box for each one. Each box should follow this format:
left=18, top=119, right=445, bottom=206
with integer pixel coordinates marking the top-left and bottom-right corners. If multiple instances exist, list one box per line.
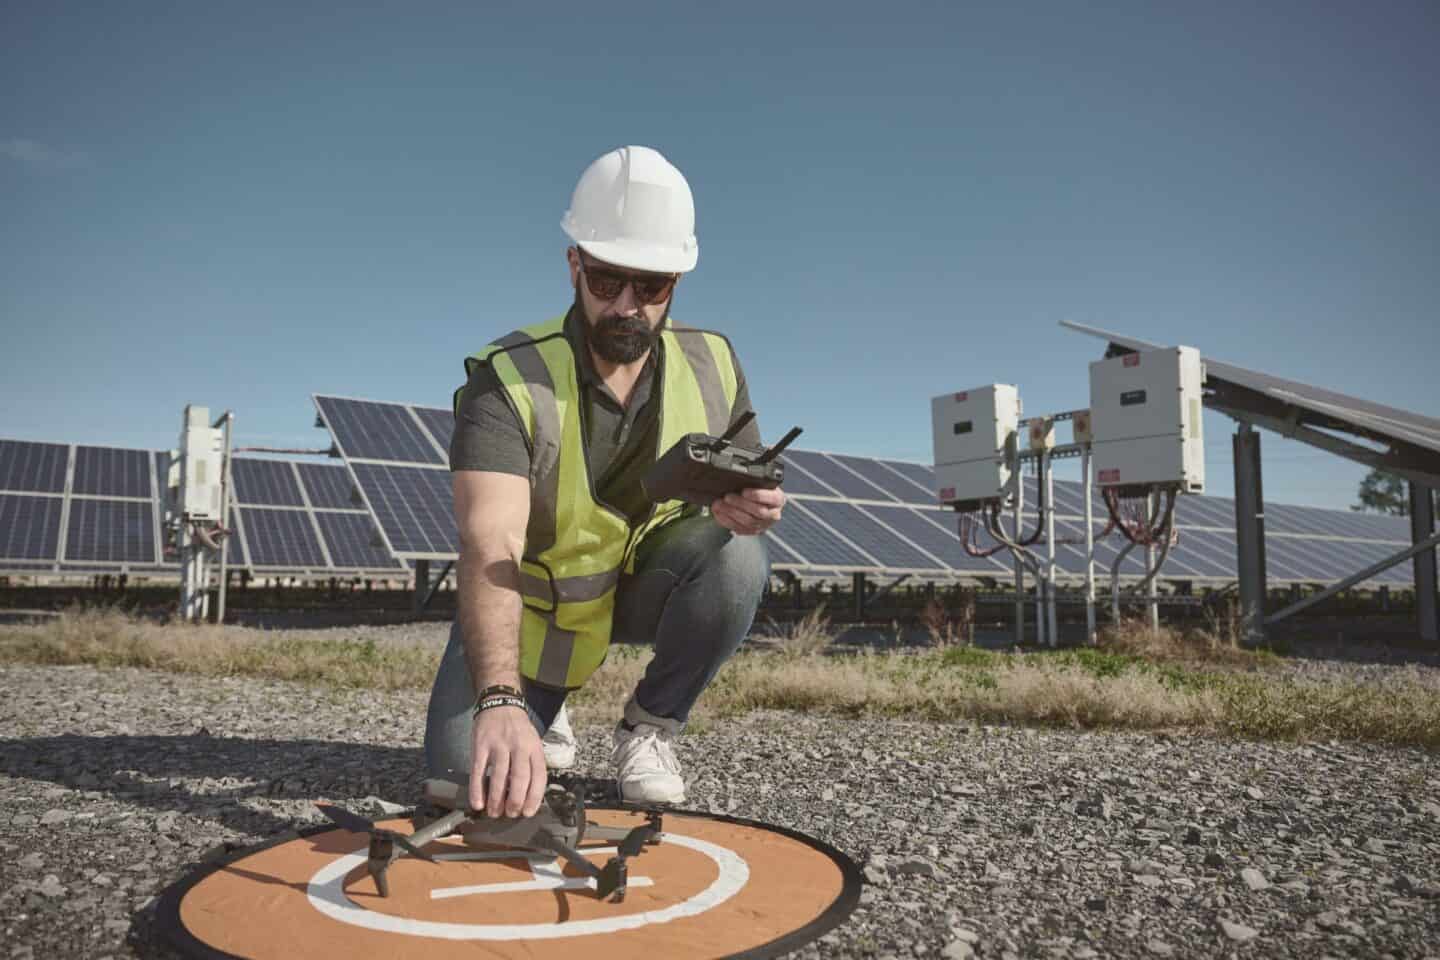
left=312, top=393, right=1418, bottom=589
left=771, top=503, right=875, bottom=567
left=871, top=461, right=936, bottom=502
left=231, top=459, right=304, bottom=506
left=296, top=462, right=361, bottom=510
left=883, top=460, right=936, bottom=497
left=241, top=507, right=327, bottom=568
left=785, top=450, right=896, bottom=501
left=826, top=453, right=919, bottom=504
left=72, top=446, right=151, bottom=498
left=0, top=441, right=69, bottom=494
left=1047, top=480, right=1086, bottom=517
left=0, top=495, right=63, bottom=560
left=314, top=511, right=401, bottom=569
left=802, top=500, right=941, bottom=569
left=862, top=504, right=1011, bottom=574
left=351, top=463, right=457, bottom=556
left=64, top=499, right=156, bottom=563
left=1166, top=528, right=1238, bottom=578
left=1173, top=495, right=1232, bottom=529
left=762, top=532, right=803, bottom=566
left=414, top=407, right=456, bottom=455
left=775, top=459, right=840, bottom=497
left=1262, top=535, right=1349, bottom=582
left=316, top=396, right=444, bottom=464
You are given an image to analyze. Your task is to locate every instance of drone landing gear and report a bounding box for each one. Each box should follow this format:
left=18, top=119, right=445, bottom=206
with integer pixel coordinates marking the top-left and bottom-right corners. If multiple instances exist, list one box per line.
left=314, top=783, right=664, bottom=903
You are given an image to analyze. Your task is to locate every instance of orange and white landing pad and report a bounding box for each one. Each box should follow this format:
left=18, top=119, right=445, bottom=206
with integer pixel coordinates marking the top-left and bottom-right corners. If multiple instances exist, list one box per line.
left=157, top=807, right=861, bottom=959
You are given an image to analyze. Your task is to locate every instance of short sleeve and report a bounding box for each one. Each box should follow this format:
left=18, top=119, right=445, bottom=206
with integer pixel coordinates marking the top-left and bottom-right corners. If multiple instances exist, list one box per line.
left=449, top=361, right=532, bottom=476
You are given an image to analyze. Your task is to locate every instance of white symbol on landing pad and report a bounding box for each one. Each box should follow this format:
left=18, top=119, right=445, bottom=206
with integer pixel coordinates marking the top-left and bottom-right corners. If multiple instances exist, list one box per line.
left=305, top=833, right=750, bottom=940
left=427, top=847, right=655, bottom=899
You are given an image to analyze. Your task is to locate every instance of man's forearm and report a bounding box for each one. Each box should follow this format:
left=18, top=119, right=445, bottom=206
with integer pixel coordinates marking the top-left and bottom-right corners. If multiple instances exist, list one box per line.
left=456, top=549, right=524, bottom=694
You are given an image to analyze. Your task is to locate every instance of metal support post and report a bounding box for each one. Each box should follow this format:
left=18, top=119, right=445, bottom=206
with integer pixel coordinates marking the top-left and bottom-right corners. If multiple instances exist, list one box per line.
left=1232, top=424, right=1268, bottom=645
left=1013, top=476, right=1025, bottom=645
left=215, top=412, right=234, bottom=624
left=413, top=559, right=431, bottom=614
left=1147, top=490, right=1159, bottom=634
left=1411, top=482, right=1438, bottom=645
left=1043, top=453, right=1058, bottom=647
left=1082, top=446, right=1096, bottom=643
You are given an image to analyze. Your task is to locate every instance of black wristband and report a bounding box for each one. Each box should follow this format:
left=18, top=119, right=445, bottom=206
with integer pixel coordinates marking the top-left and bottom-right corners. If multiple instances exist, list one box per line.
left=476, top=683, right=524, bottom=701
left=473, top=695, right=527, bottom=716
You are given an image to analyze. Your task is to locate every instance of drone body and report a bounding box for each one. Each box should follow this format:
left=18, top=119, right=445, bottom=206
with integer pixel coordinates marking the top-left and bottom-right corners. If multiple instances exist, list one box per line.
left=315, top=776, right=663, bottom=902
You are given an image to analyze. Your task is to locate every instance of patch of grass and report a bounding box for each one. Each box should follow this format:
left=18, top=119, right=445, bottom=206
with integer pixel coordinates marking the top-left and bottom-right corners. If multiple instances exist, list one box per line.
left=0, top=606, right=440, bottom=690
left=939, top=646, right=999, bottom=669
left=3, top=606, right=1439, bottom=748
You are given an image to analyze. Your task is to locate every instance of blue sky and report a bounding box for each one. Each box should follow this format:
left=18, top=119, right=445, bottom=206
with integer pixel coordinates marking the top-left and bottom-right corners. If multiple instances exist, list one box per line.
left=3, top=1, right=1436, bottom=511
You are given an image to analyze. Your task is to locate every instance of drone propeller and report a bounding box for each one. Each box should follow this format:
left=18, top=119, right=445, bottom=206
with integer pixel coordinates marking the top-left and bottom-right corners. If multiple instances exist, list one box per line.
left=316, top=803, right=376, bottom=834
left=315, top=801, right=439, bottom=900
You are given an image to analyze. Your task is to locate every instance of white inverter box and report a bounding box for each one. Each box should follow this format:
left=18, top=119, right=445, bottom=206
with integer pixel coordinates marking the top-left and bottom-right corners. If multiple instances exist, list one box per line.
left=179, top=405, right=225, bottom=521
left=931, top=385, right=1021, bottom=507
left=1088, top=347, right=1205, bottom=492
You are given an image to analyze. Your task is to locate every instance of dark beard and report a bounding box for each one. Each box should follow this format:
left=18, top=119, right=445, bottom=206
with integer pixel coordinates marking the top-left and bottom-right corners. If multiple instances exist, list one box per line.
left=575, top=287, right=668, bottom=365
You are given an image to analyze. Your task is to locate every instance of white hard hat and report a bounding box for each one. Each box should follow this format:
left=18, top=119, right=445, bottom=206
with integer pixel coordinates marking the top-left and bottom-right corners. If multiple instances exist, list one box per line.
left=561, top=145, right=698, bottom=274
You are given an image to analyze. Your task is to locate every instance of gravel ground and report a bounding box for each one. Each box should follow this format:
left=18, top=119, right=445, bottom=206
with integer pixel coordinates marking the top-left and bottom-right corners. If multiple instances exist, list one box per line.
left=2, top=653, right=1438, bottom=959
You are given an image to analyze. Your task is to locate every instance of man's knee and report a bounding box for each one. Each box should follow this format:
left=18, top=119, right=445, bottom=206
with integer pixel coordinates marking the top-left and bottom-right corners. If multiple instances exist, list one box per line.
left=709, top=532, right=770, bottom=600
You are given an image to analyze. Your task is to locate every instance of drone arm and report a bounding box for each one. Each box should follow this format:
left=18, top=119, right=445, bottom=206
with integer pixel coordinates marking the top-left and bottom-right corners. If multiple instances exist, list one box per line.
left=529, top=832, right=604, bottom=880
left=406, top=809, right=469, bottom=849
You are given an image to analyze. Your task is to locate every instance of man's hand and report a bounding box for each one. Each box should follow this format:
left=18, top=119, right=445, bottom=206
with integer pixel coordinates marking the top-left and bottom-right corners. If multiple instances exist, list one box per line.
left=469, top=705, right=547, bottom=818
left=711, top=486, right=785, bottom=536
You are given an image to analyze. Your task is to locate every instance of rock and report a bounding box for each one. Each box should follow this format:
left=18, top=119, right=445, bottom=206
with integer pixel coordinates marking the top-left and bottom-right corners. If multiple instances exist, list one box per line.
left=942, top=941, right=975, bottom=959
left=18, top=852, right=45, bottom=871
left=950, top=928, right=980, bottom=944
left=1135, top=874, right=1165, bottom=888
left=1362, top=838, right=1388, bottom=855
left=1085, top=897, right=1107, bottom=912
left=895, top=858, right=937, bottom=878
left=1245, top=786, right=1263, bottom=800
left=863, top=865, right=889, bottom=886
left=1315, top=911, right=1339, bottom=930
left=1184, top=826, right=1203, bottom=845
left=1219, top=918, right=1258, bottom=941
left=37, top=875, right=67, bottom=898
left=1240, top=867, right=1269, bottom=891
left=1204, top=851, right=1225, bottom=869
left=39, top=809, right=71, bottom=826
left=1146, top=939, right=1174, bottom=956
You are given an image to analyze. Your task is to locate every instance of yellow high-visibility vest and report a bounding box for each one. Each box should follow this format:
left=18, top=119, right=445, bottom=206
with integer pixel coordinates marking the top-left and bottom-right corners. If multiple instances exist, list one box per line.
left=458, top=315, right=739, bottom=689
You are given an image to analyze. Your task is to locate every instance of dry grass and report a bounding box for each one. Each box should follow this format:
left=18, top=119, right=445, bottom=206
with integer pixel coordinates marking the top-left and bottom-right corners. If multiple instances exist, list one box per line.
left=919, top=592, right=976, bottom=648
left=3, top=606, right=1438, bottom=748
left=0, top=606, right=440, bottom=690
left=1095, top=609, right=1261, bottom=667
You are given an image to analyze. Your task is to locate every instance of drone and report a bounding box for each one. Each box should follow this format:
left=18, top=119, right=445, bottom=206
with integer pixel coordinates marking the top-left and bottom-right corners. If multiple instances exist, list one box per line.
left=313, top=775, right=664, bottom=903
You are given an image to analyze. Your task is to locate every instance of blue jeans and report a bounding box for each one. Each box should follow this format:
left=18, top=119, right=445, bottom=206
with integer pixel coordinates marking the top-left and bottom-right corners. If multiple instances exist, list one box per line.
left=423, top=513, right=770, bottom=780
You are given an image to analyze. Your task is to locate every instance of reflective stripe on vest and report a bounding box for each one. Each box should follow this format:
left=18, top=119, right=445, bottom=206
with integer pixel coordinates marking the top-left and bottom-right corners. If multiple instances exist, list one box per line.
left=462, top=315, right=739, bottom=689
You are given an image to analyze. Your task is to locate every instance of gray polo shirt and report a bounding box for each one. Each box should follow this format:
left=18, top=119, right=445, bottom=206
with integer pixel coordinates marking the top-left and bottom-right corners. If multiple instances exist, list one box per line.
left=450, top=309, right=762, bottom=524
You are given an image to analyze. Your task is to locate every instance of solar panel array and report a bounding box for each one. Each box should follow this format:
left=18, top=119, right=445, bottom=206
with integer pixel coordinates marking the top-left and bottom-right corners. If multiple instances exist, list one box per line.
left=314, top=396, right=1416, bottom=588
left=221, top=457, right=406, bottom=576
left=0, top=438, right=404, bottom=578
left=0, top=439, right=164, bottom=573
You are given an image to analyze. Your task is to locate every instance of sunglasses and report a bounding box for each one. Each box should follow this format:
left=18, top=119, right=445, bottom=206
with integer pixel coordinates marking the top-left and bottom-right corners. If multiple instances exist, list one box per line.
left=577, top=252, right=678, bottom=305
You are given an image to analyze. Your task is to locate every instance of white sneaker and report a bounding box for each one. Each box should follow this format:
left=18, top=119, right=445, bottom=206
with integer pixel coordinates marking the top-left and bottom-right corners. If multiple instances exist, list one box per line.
left=542, top=704, right=577, bottom=771
left=611, top=721, right=685, bottom=804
